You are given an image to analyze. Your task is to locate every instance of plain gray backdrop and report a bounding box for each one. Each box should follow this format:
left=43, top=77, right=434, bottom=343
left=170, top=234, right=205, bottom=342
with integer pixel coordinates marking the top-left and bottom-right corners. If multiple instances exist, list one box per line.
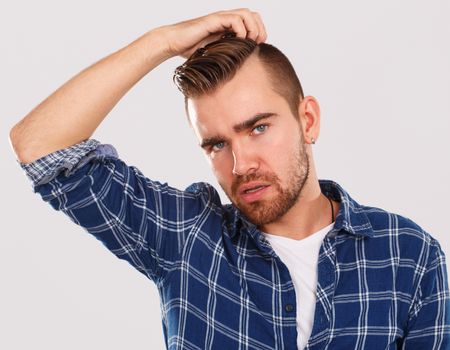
left=2, top=1, right=449, bottom=349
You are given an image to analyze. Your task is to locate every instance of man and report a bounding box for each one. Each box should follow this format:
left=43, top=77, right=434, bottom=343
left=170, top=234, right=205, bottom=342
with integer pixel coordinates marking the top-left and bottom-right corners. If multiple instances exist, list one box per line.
left=9, top=8, right=450, bottom=350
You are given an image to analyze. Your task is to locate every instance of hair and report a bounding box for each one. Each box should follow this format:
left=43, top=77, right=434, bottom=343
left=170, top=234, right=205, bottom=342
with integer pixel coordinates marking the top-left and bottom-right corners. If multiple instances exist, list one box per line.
left=173, top=33, right=304, bottom=124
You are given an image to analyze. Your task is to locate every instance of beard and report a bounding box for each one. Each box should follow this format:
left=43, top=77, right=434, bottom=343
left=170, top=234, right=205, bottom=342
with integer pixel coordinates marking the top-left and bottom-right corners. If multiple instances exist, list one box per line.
left=220, top=140, right=310, bottom=226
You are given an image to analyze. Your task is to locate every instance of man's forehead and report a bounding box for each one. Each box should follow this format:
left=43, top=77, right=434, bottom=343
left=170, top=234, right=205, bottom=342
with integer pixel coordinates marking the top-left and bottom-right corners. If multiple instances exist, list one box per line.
left=187, top=97, right=271, bottom=137
left=187, top=90, right=276, bottom=129
left=187, top=91, right=263, bottom=124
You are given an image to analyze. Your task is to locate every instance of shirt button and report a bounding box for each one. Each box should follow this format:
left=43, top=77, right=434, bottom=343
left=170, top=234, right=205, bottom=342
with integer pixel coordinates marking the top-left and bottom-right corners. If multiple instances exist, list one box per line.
left=285, top=304, right=294, bottom=312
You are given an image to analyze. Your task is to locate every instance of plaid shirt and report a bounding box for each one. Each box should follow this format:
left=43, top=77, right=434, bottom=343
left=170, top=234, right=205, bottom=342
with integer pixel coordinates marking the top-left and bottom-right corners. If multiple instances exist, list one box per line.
left=19, top=139, right=450, bottom=349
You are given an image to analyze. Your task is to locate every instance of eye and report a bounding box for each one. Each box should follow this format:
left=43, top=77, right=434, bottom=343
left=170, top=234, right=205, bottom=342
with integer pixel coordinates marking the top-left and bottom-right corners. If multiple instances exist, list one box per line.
left=211, top=141, right=226, bottom=152
left=252, top=124, right=269, bottom=134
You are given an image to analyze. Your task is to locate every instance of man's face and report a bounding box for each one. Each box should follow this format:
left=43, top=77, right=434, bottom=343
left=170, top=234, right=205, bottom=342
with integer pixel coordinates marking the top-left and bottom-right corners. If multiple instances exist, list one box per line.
left=187, top=55, right=310, bottom=226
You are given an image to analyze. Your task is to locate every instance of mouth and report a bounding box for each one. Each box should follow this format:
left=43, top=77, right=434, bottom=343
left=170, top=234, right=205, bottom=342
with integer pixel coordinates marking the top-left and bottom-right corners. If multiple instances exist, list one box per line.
left=239, top=185, right=270, bottom=203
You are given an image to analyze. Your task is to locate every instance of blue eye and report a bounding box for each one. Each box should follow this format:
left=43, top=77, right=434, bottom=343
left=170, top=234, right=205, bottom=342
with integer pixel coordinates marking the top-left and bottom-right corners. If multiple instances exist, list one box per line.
left=211, top=141, right=225, bottom=151
left=253, top=124, right=268, bottom=134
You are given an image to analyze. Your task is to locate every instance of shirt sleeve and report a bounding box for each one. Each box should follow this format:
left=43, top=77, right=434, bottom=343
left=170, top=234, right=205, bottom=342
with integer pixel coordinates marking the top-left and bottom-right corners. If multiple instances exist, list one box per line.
left=18, top=139, right=210, bottom=285
left=402, top=237, right=450, bottom=348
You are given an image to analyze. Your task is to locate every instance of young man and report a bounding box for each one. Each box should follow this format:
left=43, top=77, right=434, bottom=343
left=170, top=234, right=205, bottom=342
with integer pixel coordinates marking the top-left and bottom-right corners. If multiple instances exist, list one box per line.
left=10, top=8, right=449, bottom=350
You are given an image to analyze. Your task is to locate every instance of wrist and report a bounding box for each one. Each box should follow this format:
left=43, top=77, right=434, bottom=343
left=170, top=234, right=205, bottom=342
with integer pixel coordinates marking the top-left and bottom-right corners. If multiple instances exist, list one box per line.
left=143, top=25, right=175, bottom=62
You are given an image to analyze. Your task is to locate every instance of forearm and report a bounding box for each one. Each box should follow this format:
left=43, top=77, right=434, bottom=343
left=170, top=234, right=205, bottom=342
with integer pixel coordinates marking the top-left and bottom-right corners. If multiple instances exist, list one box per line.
left=10, top=27, right=172, bottom=164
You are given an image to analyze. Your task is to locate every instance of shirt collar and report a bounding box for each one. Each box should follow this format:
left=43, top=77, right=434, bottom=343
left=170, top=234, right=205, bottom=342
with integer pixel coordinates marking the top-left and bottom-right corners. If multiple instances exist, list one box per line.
left=226, top=179, right=374, bottom=240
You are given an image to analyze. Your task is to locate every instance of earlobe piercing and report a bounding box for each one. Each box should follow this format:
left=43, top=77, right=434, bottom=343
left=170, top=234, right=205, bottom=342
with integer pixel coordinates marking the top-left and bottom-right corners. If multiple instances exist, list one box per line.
left=311, top=137, right=315, bottom=145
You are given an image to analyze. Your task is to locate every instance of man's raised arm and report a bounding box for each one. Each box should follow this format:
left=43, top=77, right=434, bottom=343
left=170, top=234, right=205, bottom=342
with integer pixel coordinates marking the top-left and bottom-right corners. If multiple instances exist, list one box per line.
left=9, top=8, right=267, bottom=164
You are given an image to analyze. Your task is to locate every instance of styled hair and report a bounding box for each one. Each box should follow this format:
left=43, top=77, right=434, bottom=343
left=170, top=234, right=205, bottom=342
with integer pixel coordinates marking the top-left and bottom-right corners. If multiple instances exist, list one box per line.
left=173, top=34, right=304, bottom=123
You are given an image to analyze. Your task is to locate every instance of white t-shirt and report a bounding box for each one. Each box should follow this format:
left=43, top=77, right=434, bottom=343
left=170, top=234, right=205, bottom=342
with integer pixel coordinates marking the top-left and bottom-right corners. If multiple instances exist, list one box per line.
left=262, top=222, right=334, bottom=350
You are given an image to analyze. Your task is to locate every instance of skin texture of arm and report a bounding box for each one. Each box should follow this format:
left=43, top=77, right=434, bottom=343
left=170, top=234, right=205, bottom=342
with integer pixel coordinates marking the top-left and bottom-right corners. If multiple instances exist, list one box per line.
left=9, top=8, right=267, bottom=164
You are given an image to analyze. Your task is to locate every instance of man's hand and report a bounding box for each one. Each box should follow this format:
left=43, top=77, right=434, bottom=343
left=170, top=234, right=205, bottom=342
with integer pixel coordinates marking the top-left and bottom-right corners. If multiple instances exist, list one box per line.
left=159, top=8, right=267, bottom=59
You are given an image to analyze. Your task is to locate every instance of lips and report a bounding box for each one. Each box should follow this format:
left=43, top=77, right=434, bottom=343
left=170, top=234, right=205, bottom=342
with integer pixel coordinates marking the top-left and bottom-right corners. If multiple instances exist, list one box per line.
left=239, top=183, right=271, bottom=203
left=239, top=182, right=270, bottom=195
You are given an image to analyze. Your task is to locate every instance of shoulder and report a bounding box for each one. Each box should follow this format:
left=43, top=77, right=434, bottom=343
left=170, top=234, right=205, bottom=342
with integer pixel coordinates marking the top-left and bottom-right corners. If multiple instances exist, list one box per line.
left=185, top=181, right=221, bottom=200
left=359, top=204, right=442, bottom=262
left=361, top=204, right=436, bottom=243
left=360, top=204, right=430, bottom=237
left=184, top=181, right=225, bottom=211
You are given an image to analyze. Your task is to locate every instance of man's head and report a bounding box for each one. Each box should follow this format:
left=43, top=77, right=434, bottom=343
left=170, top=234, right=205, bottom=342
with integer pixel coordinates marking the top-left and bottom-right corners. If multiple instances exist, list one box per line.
left=173, top=36, right=321, bottom=227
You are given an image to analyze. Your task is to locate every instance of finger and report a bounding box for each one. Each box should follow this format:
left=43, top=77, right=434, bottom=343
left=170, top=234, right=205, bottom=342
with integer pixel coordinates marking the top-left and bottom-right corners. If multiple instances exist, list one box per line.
left=252, top=12, right=267, bottom=43
left=228, top=9, right=261, bottom=42
left=218, top=13, right=247, bottom=39
left=249, top=12, right=264, bottom=43
left=237, top=10, right=260, bottom=41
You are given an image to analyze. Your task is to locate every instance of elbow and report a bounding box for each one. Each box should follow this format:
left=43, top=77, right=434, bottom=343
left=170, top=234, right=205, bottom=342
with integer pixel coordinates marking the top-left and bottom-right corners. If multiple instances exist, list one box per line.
left=9, top=125, right=27, bottom=163
left=9, top=125, right=20, bottom=153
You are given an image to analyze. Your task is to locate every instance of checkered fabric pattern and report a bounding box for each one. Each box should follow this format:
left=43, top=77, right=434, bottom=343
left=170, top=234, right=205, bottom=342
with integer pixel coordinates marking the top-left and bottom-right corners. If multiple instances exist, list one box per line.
left=18, top=139, right=450, bottom=349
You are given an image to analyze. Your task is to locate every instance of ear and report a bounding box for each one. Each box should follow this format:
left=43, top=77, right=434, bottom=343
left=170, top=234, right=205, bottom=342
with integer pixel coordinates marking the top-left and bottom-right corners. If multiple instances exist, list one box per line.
left=298, top=95, right=321, bottom=144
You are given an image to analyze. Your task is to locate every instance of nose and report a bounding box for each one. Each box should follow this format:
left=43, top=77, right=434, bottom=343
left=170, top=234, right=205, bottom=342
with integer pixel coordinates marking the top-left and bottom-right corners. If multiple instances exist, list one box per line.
left=232, top=146, right=259, bottom=176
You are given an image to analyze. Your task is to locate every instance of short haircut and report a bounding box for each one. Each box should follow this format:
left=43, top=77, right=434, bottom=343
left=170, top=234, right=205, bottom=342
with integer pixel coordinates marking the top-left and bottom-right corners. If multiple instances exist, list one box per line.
left=173, top=34, right=304, bottom=123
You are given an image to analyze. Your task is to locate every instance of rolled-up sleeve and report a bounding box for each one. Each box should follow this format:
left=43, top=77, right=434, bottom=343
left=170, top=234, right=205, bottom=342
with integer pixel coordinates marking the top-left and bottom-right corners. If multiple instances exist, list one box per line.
left=18, top=139, right=208, bottom=285
left=19, top=139, right=103, bottom=187
left=402, top=238, right=450, bottom=348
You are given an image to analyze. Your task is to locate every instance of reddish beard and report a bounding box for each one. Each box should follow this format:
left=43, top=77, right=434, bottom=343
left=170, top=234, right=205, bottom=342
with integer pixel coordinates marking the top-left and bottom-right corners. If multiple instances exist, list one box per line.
left=223, top=148, right=310, bottom=226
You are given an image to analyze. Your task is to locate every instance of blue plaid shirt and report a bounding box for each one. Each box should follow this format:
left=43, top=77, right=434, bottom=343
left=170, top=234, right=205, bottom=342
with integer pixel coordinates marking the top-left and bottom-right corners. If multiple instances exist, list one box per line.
left=19, top=139, right=450, bottom=349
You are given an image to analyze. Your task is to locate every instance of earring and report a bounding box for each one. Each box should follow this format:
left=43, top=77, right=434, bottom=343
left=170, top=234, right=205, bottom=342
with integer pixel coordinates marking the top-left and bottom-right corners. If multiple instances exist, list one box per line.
left=311, top=137, right=316, bottom=145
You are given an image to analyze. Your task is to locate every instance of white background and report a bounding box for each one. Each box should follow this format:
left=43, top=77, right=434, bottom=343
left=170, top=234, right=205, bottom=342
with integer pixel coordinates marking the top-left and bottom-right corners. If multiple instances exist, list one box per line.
left=1, top=1, right=449, bottom=349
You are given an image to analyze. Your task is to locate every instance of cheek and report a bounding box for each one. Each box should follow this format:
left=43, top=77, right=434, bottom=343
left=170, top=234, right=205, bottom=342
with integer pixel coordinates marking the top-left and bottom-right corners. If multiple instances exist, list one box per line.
left=264, top=131, right=302, bottom=173
left=262, top=132, right=292, bottom=162
left=211, top=158, right=233, bottom=184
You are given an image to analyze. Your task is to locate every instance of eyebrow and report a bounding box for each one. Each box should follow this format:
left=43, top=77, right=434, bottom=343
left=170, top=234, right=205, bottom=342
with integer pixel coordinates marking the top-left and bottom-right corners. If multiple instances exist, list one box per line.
left=200, top=112, right=278, bottom=149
